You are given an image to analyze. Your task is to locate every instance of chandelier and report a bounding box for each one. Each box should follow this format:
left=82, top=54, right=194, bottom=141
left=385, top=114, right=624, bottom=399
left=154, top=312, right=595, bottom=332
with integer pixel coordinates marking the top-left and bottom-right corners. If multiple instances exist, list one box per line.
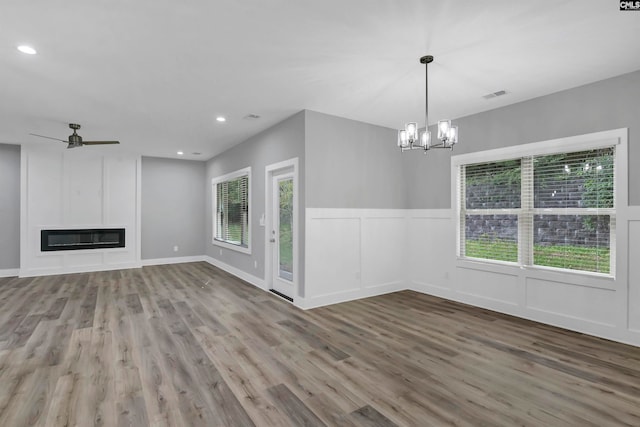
left=397, top=55, right=458, bottom=152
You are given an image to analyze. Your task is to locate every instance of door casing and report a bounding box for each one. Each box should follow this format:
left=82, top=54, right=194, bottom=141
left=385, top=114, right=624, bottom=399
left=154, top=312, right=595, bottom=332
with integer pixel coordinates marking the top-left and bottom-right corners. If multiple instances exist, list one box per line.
left=264, top=158, right=299, bottom=301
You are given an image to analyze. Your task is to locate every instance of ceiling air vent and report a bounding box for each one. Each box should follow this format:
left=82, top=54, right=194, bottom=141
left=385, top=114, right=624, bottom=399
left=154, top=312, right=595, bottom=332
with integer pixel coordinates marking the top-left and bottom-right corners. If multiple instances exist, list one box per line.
left=244, top=114, right=261, bottom=120
left=482, top=90, right=508, bottom=100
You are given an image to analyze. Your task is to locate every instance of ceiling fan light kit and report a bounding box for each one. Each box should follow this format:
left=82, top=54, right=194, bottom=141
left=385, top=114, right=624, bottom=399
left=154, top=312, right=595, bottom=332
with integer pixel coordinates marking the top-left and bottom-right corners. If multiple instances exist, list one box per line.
left=397, top=55, right=458, bottom=154
left=30, top=123, right=120, bottom=149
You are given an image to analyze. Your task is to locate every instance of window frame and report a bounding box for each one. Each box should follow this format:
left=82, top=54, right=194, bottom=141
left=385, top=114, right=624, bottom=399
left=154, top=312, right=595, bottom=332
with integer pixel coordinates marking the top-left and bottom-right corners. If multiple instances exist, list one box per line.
left=452, top=129, right=627, bottom=279
left=211, top=167, right=251, bottom=254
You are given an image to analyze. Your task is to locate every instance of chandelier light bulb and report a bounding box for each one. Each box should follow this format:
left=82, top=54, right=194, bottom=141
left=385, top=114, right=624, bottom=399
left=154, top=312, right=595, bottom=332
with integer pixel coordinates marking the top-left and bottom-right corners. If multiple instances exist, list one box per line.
left=406, top=122, right=418, bottom=142
left=448, top=126, right=458, bottom=145
left=421, top=130, right=431, bottom=148
left=398, top=129, right=408, bottom=148
left=438, top=120, right=451, bottom=140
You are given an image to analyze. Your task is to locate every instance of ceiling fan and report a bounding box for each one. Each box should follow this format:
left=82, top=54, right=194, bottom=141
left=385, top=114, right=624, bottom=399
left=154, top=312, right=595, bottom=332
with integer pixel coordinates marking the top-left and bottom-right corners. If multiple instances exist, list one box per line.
left=30, top=123, right=120, bottom=149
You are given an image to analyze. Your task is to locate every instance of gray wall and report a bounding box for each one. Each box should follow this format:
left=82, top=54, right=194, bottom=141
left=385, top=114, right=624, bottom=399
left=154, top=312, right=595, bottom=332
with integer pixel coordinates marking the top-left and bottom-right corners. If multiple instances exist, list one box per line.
left=141, top=157, right=206, bottom=259
left=406, top=69, right=640, bottom=208
left=0, top=144, right=20, bottom=269
left=205, top=111, right=305, bottom=284
left=305, top=110, right=406, bottom=208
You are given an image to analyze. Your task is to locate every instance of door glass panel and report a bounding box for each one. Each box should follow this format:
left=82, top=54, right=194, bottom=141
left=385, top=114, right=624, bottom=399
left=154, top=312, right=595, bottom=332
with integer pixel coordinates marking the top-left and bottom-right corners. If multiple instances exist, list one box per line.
left=278, top=178, right=293, bottom=280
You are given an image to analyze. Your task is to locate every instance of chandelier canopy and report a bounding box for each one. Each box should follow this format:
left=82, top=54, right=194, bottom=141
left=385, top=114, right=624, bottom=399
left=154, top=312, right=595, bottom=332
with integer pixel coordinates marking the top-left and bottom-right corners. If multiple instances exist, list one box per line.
left=397, top=55, right=458, bottom=153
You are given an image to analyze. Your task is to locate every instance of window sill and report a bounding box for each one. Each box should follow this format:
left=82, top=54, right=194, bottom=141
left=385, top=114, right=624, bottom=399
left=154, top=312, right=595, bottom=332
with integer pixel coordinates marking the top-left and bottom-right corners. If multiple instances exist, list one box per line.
left=212, top=239, right=251, bottom=255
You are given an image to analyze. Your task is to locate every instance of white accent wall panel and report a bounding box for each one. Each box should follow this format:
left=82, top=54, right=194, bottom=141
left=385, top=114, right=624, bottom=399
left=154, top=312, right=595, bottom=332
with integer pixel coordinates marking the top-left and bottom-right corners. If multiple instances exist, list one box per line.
left=302, top=209, right=405, bottom=309
left=306, top=216, right=361, bottom=297
left=20, top=145, right=141, bottom=276
left=525, top=278, right=616, bottom=326
left=66, top=154, right=103, bottom=224
left=456, top=267, right=519, bottom=306
left=629, top=218, right=640, bottom=333
left=361, top=215, right=405, bottom=289
left=28, top=151, right=64, bottom=225
left=408, top=211, right=454, bottom=293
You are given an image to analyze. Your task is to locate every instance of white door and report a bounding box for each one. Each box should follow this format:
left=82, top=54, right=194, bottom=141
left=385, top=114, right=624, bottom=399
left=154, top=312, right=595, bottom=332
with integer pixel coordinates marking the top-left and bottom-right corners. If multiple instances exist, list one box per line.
left=270, top=172, right=295, bottom=299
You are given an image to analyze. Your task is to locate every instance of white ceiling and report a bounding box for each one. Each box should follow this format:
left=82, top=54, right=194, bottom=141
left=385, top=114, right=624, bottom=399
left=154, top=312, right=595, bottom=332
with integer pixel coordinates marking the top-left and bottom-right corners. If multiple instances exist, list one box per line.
left=2, top=0, right=639, bottom=160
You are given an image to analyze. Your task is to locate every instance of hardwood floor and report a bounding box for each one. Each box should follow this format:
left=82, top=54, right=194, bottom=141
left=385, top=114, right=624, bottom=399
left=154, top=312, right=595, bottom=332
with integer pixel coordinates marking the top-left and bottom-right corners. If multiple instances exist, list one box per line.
left=1, top=262, right=640, bottom=426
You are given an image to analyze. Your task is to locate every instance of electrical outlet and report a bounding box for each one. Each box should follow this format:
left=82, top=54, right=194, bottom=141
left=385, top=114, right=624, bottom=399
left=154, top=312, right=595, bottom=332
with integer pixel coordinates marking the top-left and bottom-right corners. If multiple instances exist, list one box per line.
left=254, top=260, right=258, bottom=269
left=173, top=245, right=179, bottom=252
left=219, top=249, right=222, bottom=256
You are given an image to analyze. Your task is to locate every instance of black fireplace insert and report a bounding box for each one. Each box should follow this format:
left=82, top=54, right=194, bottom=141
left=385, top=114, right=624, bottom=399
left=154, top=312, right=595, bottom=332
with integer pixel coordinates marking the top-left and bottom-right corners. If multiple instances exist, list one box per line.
left=41, top=228, right=126, bottom=251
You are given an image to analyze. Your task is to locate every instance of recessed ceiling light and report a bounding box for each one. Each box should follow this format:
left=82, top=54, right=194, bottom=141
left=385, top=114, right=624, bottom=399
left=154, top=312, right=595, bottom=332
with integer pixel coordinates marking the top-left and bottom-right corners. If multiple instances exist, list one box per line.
left=17, top=45, right=37, bottom=55
left=216, top=116, right=226, bottom=123
left=177, top=151, right=184, bottom=155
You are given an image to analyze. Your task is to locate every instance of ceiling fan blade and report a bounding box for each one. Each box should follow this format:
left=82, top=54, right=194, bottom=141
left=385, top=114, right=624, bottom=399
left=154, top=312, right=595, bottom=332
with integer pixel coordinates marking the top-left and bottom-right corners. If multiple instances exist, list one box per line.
left=82, top=141, right=120, bottom=145
left=29, top=133, right=67, bottom=142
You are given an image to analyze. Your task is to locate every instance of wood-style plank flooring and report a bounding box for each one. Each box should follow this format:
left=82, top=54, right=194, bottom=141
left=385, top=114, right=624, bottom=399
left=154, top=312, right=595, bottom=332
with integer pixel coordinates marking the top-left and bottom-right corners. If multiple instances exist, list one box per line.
left=1, top=262, right=640, bottom=426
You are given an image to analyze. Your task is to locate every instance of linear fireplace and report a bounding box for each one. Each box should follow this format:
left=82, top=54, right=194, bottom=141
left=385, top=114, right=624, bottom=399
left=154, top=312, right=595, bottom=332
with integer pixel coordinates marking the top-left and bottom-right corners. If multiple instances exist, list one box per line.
left=41, top=228, right=126, bottom=252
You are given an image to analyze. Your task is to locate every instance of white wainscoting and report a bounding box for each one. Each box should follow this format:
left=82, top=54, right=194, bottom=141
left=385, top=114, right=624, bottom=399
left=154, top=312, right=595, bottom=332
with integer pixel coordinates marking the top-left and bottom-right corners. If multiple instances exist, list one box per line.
left=628, top=208, right=640, bottom=333
left=407, top=210, right=455, bottom=296
left=300, top=209, right=406, bottom=309
left=408, top=208, right=640, bottom=347
left=20, top=145, right=141, bottom=277
left=456, top=266, right=520, bottom=306
left=525, top=277, right=616, bottom=326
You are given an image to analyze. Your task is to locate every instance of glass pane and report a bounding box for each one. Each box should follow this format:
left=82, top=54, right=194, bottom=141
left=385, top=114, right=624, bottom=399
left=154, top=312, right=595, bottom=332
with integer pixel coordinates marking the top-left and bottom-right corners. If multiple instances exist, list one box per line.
left=533, top=148, right=614, bottom=209
left=278, top=178, right=293, bottom=280
left=464, top=159, right=521, bottom=209
left=215, top=182, right=225, bottom=241
left=215, top=175, right=248, bottom=246
left=227, top=178, right=243, bottom=244
left=464, top=214, right=518, bottom=262
left=534, top=214, right=610, bottom=274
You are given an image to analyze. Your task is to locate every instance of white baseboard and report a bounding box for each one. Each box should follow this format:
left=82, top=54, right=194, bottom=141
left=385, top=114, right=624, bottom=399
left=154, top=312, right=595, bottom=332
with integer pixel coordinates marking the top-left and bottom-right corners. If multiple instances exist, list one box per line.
left=296, top=281, right=405, bottom=310
left=203, top=256, right=266, bottom=291
left=408, top=281, right=452, bottom=298
left=0, top=268, right=19, bottom=278
left=18, top=261, right=142, bottom=278
left=410, top=279, right=640, bottom=348
left=141, top=255, right=205, bottom=266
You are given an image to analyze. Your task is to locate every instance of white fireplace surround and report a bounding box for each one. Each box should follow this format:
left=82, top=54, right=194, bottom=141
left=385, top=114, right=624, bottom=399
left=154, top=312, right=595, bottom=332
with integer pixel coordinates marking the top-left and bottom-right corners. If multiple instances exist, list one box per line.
left=20, top=144, right=141, bottom=277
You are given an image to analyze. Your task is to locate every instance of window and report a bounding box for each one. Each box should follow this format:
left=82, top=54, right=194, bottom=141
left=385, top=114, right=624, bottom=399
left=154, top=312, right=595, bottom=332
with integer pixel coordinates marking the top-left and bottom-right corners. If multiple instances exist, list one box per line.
left=212, top=167, right=250, bottom=252
left=462, top=159, right=521, bottom=263
left=457, top=140, right=617, bottom=276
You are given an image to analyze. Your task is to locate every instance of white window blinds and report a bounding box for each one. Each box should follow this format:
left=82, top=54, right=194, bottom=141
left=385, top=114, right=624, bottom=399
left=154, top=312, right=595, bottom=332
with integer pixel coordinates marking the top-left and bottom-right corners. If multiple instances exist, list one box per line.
left=215, top=174, right=249, bottom=247
left=460, top=159, right=521, bottom=263
left=459, top=146, right=615, bottom=275
left=529, top=147, right=615, bottom=274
